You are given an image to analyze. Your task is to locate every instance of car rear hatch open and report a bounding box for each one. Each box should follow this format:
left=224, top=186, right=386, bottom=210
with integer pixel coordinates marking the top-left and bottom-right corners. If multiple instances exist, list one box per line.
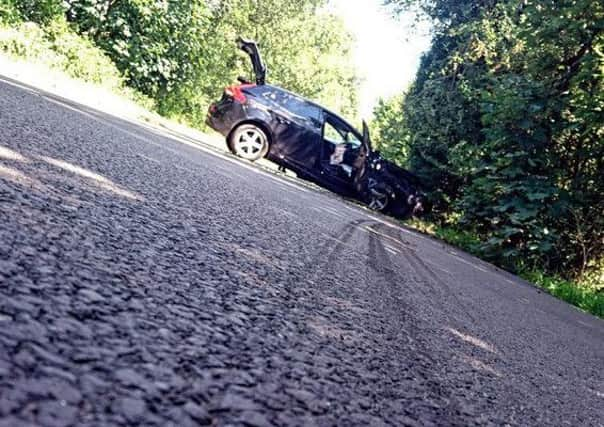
left=237, top=37, right=267, bottom=85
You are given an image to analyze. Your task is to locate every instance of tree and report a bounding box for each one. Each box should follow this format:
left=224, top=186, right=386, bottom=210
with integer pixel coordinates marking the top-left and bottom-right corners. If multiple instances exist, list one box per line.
left=200, top=0, right=359, bottom=118
left=59, top=0, right=359, bottom=124
left=64, top=1, right=210, bottom=105
left=370, top=94, right=409, bottom=164
left=381, top=0, right=604, bottom=280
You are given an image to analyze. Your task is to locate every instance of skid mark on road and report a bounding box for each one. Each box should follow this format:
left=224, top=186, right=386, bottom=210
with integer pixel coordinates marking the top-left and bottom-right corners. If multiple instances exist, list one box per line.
left=422, top=260, right=453, bottom=276
left=306, top=219, right=372, bottom=285
left=401, top=248, right=476, bottom=324
left=370, top=223, right=477, bottom=324
left=318, top=233, right=360, bottom=253
left=364, top=225, right=471, bottom=425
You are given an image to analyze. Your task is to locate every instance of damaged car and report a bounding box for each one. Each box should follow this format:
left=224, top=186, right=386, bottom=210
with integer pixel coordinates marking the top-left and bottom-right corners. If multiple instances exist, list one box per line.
left=207, top=38, right=428, bottom=219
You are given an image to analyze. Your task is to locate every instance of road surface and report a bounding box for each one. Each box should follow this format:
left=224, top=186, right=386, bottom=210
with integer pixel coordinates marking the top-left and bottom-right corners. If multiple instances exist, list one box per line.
left=1, top=78, right=603, bottom=426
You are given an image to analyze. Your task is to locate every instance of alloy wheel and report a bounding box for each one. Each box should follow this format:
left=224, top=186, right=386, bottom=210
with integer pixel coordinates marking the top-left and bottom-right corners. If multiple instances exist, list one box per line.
left=368, top=187, right=389, bottom=211
left=232, top=125, right=267, bottom=161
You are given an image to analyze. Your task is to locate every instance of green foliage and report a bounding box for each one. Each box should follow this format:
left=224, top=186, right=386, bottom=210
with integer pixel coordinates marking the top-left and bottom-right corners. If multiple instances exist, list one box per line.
left=434, top=226, right=481, bottom=256
left=0, top=18, right=123, bottom=89
left=0, top=21, right=47, bottom=58
left=3, top=0, right=359, bottom=127
left=406, top=218, right=482, bottom=256
left=370, top=94, right=409, bottom=165
left=10, top=0, right=64, bottom=24
left=9, top=0, right=356, bottom=126
left=45, top=18, right=123, bottom=86
left=197, top=0, right=359, bottom=119
left=521, top=270, right=604, bottom=318
left=59, top=0, right=209, bottom=123
left=381, top=0, right=604, bottom=284
left=0, top=0, right=21, bottom=24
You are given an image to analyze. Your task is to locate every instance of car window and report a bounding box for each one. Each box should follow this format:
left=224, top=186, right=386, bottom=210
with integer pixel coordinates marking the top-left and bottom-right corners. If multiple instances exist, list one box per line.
left=324, top=119, right=362, bottom=148
left=257, top=89, right=321, bottom=124
left=282, top=94, right=321, bottom=121
left=291, top=101, right=322, bottom=122
left=324, top=121, right=346, bottom=144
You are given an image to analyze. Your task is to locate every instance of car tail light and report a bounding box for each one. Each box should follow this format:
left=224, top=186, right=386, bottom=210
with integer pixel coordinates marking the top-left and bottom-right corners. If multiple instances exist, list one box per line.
left=224, top=84, right=255, bottom=103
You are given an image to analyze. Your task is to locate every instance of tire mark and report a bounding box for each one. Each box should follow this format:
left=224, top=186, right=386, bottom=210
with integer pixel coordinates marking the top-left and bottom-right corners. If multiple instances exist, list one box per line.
left=365, top=222, right=476, bottom=325
left=397, top=243, right=477, bottom=324
left=364, top=228, right=468, bottom=426
left=308, top=218, right=371, bottom=281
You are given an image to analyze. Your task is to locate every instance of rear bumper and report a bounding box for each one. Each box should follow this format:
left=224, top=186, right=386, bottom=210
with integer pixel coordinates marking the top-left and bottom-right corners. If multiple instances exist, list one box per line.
left=206, top=98, right=249, bottom=137
left=206, top=103, right=230, bottom=135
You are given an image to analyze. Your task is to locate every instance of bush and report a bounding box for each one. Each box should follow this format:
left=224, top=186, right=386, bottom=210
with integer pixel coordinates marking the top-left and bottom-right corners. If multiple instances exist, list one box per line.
left=0, top=0, right=21, bottom=24
left=0, top=21, right=50, bottom=58
left=12, top=0, right=64, bottom=24
left=381, top=0, right=604, bottom=283
left=64, top=0, right=210, bottom=99
left=44, top=18, right=122, bottom=87
left=0, top=17, right=123, bottom=89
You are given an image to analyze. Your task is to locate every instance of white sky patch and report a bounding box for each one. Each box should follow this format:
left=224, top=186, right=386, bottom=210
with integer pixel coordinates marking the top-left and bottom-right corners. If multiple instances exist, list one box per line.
left=328, top=0, right=431, bottom=117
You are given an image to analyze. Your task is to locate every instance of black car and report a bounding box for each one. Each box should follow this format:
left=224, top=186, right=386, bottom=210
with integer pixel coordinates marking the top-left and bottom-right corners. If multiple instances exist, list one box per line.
left=207, top=38, right=427, bottom=219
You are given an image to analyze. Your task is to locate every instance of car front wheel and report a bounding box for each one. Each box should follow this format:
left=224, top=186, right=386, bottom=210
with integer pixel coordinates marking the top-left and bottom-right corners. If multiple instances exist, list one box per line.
left=367, top=184, right=389, bottom=212
left=229, top=124, right=269, bottom=161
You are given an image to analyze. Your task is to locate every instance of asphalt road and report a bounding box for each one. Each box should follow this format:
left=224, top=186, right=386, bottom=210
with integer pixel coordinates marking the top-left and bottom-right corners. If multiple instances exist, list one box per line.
left=1, top=78, right=603, bottom=427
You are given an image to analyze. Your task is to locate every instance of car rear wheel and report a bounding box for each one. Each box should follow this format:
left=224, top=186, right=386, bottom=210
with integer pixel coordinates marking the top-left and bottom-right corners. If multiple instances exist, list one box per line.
left=229, top=124, right=269, bottom=161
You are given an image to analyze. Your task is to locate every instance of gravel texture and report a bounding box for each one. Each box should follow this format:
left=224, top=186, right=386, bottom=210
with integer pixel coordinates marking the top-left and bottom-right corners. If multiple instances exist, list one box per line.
left=1, top=78, right=603, bottom=426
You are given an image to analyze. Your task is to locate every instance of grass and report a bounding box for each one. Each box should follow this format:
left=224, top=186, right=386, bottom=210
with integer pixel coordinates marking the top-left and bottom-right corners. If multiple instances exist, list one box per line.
left=407, top=219, right=604, bottom=319
left=0, top=20, right=120, bottom=87
left=520, top=270, right=604, bottom=318
left=0, top=17, right=152, bottom=108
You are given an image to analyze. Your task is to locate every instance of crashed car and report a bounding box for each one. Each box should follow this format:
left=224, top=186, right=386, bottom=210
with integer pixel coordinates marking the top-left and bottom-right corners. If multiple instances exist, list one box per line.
left=207, top=38, right=428, bottom=219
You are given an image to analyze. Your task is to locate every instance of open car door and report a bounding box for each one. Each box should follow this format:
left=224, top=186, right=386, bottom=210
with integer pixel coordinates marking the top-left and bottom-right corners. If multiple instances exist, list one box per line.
left=237, top=37, right=267, bottom=85
left=319, top=113, right=364, bottom=188
left=352, top=121, right=372, bottom=193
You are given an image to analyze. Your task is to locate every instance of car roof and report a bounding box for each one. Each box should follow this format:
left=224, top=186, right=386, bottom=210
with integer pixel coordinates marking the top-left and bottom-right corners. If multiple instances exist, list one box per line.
left=255, top=84, right=362, bottom=133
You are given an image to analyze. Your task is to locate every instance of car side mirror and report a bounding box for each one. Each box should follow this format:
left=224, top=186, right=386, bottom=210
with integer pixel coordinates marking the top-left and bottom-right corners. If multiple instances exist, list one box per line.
left=237, top=76, right=251, bottom=84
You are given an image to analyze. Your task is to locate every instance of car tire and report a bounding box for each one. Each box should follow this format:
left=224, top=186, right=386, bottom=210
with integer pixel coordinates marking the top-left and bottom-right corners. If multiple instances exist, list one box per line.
left=229, top=124, right=269, bottom=162
left=367, top=183, right=389, bottom=213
